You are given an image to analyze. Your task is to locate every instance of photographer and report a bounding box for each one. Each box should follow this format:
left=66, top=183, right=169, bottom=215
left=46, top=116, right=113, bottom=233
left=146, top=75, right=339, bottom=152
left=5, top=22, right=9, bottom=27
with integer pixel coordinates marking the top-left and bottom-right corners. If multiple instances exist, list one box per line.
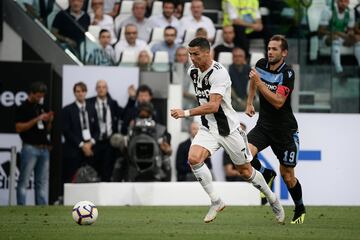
left=118, top=102, right=172, bottom=182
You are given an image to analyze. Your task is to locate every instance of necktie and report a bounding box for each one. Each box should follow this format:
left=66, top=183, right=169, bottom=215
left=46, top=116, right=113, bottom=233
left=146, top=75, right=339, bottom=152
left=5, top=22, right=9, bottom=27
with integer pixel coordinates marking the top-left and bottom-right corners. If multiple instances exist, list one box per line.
left=81, top=106, right=87, bottom=129
left=102, top=102, right=108, bottom=139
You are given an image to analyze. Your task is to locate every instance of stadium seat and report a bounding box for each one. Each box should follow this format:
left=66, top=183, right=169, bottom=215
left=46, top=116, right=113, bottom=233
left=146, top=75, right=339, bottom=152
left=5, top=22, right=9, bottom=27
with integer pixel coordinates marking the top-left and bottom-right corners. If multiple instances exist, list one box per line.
left=56, top=0, right=69, bottom=10
left=250, top=51, right=265, bottom=67
left=151, top=1, right=163, bottom=16
left=120, top=50, right=138, bottom=64
left=153, top=51, right=169, bottom=64
left=120, top=0, right=134, bottom=15
left=114, top=0, right=134, bottom=35
left=117, top=27, right=126, bottom=41
left=88, top=25, right=101, bottom=42
left=87, top=0, right=93, bottom=13
left=114, top=14, right=132, bottom=36
left=218, top=52, right=232, bottom=66
left=148, top=28, right=164, bottom=45
left=183, top=2, right=191, bottom=17
left=182, top=29, right=196, bottom=45
left=212, top=29, right=223, bottom=47
left=79, top=34, right=101, bottom=61
left=349, top=0, right=358, bottom=9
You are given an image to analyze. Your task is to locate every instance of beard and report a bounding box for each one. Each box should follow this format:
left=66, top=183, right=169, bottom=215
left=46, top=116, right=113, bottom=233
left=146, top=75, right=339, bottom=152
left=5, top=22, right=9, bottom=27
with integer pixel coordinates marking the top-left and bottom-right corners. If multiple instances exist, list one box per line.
left=268, top=56, right=282, bottom=65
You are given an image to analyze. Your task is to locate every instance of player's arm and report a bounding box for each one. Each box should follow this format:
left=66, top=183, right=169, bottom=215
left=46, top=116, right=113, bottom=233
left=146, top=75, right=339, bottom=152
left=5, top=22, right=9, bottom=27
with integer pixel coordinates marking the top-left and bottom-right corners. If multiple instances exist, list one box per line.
left=249, top=68, right=289, bottom=110
left=170, top=94, right=222, bottom=119
left=245, top=74, right=257, bottom=117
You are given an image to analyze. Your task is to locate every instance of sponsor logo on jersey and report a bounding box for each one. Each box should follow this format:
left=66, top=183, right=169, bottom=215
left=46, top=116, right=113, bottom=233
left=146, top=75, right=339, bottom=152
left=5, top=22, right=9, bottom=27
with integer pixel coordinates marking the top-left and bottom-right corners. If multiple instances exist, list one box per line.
left=196, top=89, right=210, bottom=99
left=265, top=82, right=278, bottom=92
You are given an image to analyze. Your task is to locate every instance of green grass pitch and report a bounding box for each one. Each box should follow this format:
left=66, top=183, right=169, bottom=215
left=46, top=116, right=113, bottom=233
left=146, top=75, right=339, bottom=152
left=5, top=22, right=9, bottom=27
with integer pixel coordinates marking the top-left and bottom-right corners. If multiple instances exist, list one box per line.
left=1, top=206, right=360, bottom=240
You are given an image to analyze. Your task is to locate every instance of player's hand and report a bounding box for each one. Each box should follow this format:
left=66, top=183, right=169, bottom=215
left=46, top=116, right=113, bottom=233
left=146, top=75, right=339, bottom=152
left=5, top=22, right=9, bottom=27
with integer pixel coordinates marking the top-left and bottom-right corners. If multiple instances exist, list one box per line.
left=249, top=68, right=261, bottom=86
left=245, top=104, right=255, bottom=117
left=170, top=109, right=184, bottom=119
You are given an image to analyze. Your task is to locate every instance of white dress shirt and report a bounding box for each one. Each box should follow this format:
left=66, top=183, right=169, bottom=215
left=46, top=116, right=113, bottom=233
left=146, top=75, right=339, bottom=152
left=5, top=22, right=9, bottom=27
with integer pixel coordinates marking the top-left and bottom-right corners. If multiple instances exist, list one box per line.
left=179, top=15, right=216, bottom=41
left=114, top=38, right=151, bottom=62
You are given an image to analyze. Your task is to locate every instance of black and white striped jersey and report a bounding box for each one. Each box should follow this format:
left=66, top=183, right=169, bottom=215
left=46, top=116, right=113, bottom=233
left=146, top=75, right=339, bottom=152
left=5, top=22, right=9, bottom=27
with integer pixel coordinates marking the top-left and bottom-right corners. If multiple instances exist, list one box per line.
left=188, top=61, right=240, bottom=136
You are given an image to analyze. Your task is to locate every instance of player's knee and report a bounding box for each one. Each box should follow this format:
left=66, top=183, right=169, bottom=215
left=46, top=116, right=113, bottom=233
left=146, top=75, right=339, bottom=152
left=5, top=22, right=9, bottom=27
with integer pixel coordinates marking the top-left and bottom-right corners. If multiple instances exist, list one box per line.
left=188, top=153, right=202, bottom=165
left=236, top=164, right=252, bottom=179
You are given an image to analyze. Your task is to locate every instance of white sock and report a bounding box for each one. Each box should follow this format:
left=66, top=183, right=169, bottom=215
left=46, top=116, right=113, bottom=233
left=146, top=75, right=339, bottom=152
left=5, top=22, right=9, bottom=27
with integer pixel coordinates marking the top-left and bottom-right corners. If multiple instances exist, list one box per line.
left=191, top=162, right=219, bottom=203
left=247, top=167, right=276, bottom=203
left=331, top=40, right=343, bottom=73
left=354, top=42, right=360, bottom=67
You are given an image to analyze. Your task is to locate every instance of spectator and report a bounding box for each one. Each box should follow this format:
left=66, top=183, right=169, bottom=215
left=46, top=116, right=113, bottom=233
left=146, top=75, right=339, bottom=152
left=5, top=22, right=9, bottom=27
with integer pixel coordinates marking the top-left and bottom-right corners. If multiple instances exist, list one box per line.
left=228, top=47, right=251, bottom=111
left=319, top=0, right=360, bottom=74
left=22, top=0, right=54, bottom=26
left=175, top=45, right=190, bottom=66
left=222, top=0, right=271, bottom=57
left=213, top=25, right=236, bottom=61
left=174, top=47, right=196, bottom=111
left=151, top=26, right=180, bottom=63
left=149, top=0, right=180, bottom=31
left=116, top=0, right=152, bottom=42
left=121, top=84, right=159, bottom=134
left=195, top=27, right=208, bottom=39
left=61, top=82, right=99, bottom=183
left=103, top=0, right=120, bottom=18
left=137, top=49, right=152, bottom=71
left=114, top=24, right=151, bottom=63
left=90, top=0, right=117, bottom=44
left=174, top=1, right=184, bottom=19
left=223, top=122, right=247, bottom=181
left=178, top=0, right=216, bottom=42
left=87, top=80, right=123, bottom=181
left=176, top=121, right=212, bottom=181
left=51, top=0, right=90, bottom=52
left=15, top=82, right=53, bottom=205
left=86, top=29, right=116, bottom=65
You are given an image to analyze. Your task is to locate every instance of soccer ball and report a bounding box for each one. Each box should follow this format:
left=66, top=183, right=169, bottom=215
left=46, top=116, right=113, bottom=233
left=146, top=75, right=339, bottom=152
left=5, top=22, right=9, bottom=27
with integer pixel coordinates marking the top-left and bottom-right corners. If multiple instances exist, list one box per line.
left=72, top=200, right=98, bottom=225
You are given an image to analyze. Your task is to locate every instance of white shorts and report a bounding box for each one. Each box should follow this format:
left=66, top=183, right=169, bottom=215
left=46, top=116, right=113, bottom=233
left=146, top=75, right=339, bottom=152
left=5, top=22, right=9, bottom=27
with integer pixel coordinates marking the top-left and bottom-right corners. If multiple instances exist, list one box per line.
left=191, top=126, right=253, bottom=165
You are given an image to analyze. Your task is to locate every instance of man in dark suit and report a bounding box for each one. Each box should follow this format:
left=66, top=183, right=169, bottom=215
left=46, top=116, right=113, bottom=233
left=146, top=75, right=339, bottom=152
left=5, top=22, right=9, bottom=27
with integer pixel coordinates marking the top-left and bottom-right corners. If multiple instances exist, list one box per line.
left=62, top=82, right=99, bottom=183
left=176, top=121, right=212, bottom=181
left=87, top=79, right=123, bottom=181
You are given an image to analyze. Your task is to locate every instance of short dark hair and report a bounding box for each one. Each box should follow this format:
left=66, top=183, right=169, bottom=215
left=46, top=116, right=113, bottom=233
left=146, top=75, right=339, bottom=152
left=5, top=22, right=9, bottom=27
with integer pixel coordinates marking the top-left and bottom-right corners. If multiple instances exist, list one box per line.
left=270, top=35, right=288, bottom=51
left=164, top=25, right=177, bottom=35
left=163, top=0, right=175, bottom=7
left=188, top=37, right=210, bottom=50
left=73, top=82, right=87, bottom=93
left=29, top=82, right=47, bottom=94
left=136, top=84, right=153, bottom=97
left=99, top=29, right=110, bottom=37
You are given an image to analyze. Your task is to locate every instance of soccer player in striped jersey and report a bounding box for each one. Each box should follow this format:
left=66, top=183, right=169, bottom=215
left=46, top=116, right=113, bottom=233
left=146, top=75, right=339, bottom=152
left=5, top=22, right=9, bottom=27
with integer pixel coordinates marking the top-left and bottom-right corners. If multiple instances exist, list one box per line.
left=171, top=37, right=284, bottom=224
left=246, top=35, right=306, bottom=224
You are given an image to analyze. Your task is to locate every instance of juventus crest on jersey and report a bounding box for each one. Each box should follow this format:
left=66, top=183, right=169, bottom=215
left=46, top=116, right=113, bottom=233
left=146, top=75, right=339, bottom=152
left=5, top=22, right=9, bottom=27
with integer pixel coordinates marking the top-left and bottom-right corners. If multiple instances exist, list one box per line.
left=188, top=61, right=240, bottom=136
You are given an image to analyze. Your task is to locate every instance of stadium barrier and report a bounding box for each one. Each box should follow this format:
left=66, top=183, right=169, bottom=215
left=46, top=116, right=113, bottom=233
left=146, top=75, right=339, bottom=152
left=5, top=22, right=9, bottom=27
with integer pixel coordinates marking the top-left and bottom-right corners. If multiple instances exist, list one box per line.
left=0, top=146, right=16, bottom=205
left=64, top=182, right=260, bottom=206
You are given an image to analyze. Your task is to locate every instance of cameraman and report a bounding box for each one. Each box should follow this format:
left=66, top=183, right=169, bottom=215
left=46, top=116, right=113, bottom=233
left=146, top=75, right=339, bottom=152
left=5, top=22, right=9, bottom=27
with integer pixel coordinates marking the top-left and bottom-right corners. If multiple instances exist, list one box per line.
left=127, top=102, right=172, bottom=182
left=121, top=84, right=160, bottom=135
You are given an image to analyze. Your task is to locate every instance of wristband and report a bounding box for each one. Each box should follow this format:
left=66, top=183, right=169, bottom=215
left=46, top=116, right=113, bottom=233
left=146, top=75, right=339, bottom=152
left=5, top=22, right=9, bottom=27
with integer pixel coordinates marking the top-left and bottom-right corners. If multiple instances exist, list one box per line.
left=184, top=110, right=190, bottom=117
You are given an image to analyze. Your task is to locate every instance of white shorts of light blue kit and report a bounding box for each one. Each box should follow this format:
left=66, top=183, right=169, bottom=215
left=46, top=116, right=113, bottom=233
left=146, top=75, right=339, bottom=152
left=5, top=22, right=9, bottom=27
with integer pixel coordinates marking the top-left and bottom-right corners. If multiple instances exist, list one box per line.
left=191, top=126, right=253, bottom=165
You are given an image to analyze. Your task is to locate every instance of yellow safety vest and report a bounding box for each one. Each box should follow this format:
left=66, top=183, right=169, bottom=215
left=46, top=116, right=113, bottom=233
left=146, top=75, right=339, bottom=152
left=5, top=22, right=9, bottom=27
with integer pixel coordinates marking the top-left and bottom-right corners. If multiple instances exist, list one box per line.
left=222, top=0, right=259, bottom=34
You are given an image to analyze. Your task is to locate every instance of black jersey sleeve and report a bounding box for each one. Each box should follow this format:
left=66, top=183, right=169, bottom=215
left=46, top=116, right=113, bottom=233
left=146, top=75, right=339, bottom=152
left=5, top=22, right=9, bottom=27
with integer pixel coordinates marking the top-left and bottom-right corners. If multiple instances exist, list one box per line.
left=281, top=68, right=295, bottom=92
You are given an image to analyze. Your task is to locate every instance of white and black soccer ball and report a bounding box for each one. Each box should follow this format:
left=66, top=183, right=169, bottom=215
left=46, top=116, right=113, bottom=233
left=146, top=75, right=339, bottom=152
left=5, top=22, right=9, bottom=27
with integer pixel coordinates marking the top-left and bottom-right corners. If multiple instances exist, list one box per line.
left=72, top=200, right=98, bottom=225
